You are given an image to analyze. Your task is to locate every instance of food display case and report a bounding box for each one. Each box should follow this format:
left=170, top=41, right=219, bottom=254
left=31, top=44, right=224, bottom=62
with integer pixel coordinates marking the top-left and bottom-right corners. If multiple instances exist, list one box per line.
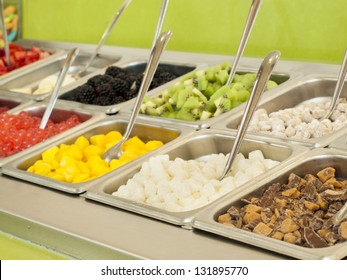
left=1, top=39, right=347, bottom=260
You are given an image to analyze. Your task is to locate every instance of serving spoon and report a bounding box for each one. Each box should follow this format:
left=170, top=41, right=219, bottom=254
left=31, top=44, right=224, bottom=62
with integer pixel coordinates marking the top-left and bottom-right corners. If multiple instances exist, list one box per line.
left=218, top=50, right=281, bottom=180
left=0, top=0, right=11, bottom=65
left=40, top=48, right=79, bottom=129
left=73, top=0, right=132, bottom=78
left=296, top=48, right=347, bottom=121
left=103, top=30, right=172, bottom=163
left=226, top=0, right=263, bottom=85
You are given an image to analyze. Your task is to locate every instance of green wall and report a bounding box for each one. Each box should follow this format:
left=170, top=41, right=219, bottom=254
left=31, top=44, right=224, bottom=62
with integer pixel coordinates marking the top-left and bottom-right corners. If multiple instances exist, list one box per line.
left=22, top=0, right=347, bottom=64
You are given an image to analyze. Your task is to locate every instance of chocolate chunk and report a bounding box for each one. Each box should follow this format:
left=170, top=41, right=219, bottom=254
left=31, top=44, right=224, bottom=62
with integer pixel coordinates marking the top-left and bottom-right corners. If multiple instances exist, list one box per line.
left=259, top=183, right=281, bottom=208
left=324, top=178, right=343, bottom=188
left=253, top=222, right=273, bottom=236
left=324, top=231, right=341, bottom=244
left=288, top=173, right=303, bottom=188
left=303, top=227, right=328, bottom=248
left=317, top=167, right=335, bottom=183
left=279, top=218, right=299, bottom=233
left=308, top=216, right=324, bottom=231
left=321, top=189, right=347, bottom=201
left=261, top=208, right=273, bottom=224
left=302, top=182, right=318, bottom=199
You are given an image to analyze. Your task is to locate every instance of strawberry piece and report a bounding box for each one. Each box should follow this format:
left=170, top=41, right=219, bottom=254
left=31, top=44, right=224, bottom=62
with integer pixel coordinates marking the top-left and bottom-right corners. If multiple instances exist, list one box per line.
left=14, top=51, right=27, bottom=62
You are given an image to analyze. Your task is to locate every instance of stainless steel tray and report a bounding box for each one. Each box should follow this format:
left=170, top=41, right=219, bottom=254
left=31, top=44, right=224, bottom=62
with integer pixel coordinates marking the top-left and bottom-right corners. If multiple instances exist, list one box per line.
left=0, top=90, right=35, bottom=112
left=57, top=59, right=198, bottom=115
left=329, top=134, right=347, bottom=151
left=1, top=116, right=193, bottom=193
left=0, top=43, right=65, bottom=84
left=0, top=51, right=121, bottom=101
left=119, top=65, right=294, bottom=130
left=212, top=73, right=347, bottom=147
left=0, top=100, right=104, bottom=168
left=193, top=148, right=347, bottom=260
left=83, top=129, right=307, bottom=228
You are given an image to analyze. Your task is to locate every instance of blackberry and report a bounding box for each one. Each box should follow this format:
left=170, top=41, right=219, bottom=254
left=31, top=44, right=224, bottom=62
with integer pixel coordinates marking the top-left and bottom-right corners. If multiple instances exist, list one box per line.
left=111, top=78, right=129, bottom=95
left=124, top=90, right=137, bottom=101
left=91, top=95, right=112, bottom=106
left=73, top=84, right=95, bottom=104
left=105, top=66, right=126, bottom=78
left=97, top=83, right=113, bottom=97
left=87, top=74, right=114, bottom=89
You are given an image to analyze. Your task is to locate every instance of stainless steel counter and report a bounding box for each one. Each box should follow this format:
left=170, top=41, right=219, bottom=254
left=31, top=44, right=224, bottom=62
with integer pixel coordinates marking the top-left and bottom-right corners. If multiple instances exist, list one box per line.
left=0, top=175, right=286, bottom=260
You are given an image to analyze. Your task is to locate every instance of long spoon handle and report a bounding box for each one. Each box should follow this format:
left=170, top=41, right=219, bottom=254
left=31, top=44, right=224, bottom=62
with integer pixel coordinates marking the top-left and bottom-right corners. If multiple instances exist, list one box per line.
left=219, top=50, right=280, bottom=180
left=226, top=0, right=263, bottom=85
left=123, top=30, right=172, bottom=140
left=0, top=0, right=10, bottom=65
left=321, top=48, right=347, bottom=120
left=76, top=0, right=132, bottom=76
left=151, top=0, right=170, bottom=50
left=40, top=48, right=79, bottom=129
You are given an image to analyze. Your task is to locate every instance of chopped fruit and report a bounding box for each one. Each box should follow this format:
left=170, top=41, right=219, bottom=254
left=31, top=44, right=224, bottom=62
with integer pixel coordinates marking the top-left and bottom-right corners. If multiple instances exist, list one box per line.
left=0, top=111, right=81, bottom=158
left=0, top=43, right=51, bottom=75
left=27, top=133, right=164, bottom=183
left=140, top=62, right=278, bottom=121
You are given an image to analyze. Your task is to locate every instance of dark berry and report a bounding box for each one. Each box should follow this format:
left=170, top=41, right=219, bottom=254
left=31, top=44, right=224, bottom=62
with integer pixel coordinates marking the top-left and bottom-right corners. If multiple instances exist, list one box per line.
left=105, top=66, right=126, bottom=78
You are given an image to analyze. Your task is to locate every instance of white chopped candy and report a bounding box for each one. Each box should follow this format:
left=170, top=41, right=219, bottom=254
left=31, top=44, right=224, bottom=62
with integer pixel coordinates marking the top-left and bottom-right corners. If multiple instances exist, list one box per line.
left=146, top=195, right=162, bottom=205
left=263, top=159, right=280, bottom=169
left=248, top=150, right=265, bottom=161
left=258, top=120, right=272, bottom=131
left=234, top=171, right=249, bottom=186
left=112, top=151, right=279, bottom=212
left=201, top=182, right=217, bottom=199
left=285, top=125, right=296, bottom=137
left=174, top=181, right=192, bottom=198
left=144, top=179, right=157, bottom=197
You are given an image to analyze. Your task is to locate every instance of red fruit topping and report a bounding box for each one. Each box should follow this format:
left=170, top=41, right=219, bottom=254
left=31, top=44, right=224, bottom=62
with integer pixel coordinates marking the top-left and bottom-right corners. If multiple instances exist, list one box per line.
left=0, top=111, right=81, bottom=158
left=0, top=43, right=51, bottom=76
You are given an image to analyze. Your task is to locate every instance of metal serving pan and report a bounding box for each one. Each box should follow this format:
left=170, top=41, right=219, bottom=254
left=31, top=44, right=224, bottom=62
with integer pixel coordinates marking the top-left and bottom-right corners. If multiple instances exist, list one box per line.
left=57, top=59, right=198, bottom=115
left=0, top=90, right=35, bottom=112
left=193, top=148, right=347, bottom=260
left=0, top=51, right=121, bottom=101
left=118, top=65, right=292, bottom=130
left=212, top=74, right=347, bottom=147
left=83, top=129, right=307, bottom=228
left=1, top=116, right=193, bottom=193
left=0, top=101, right=104, bottom=168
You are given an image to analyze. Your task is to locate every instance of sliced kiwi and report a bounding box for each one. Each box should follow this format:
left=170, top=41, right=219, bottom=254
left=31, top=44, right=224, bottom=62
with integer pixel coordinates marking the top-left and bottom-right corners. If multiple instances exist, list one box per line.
left=213, top=97, right=232, bottom=117
left=176, top=89, right=194, bottom=109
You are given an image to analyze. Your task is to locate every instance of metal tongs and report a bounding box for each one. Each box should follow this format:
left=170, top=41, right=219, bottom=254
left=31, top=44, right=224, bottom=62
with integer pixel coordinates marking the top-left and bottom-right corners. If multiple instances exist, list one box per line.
left=73, top=0, right=132, bottom=78
left=218, top=50, right=281, bottom=180
left=103, top=31, right=172, bottom=163
left=226, top=0, right=263, bottom=85
left=0, top=0, right=10, bottom=65
left=40, top=48, right=79, bottom=129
